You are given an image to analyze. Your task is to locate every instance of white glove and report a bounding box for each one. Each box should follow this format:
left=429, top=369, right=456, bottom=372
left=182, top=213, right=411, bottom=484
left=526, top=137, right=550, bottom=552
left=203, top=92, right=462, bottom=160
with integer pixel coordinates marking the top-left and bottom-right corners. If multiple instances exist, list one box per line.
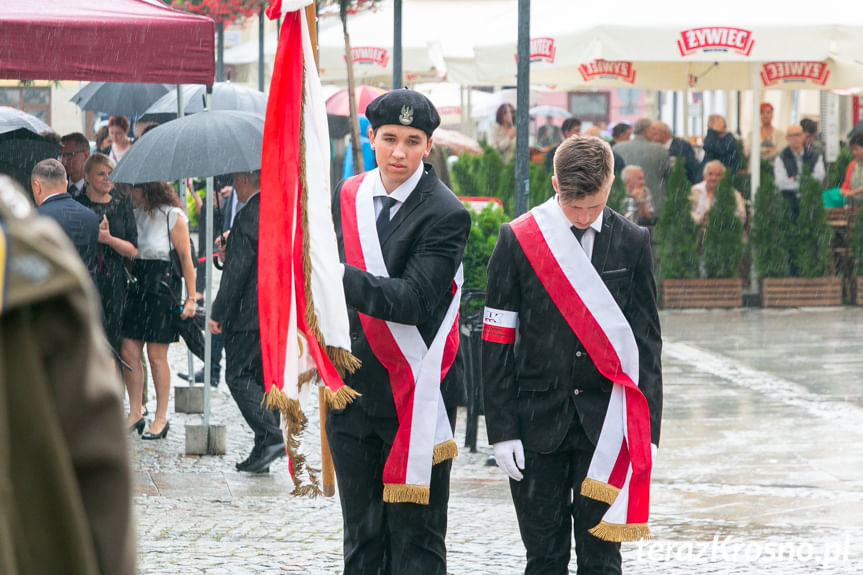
left=493, top=439, right=525, bottom=481
left=651, top=443, right=658, bottom=463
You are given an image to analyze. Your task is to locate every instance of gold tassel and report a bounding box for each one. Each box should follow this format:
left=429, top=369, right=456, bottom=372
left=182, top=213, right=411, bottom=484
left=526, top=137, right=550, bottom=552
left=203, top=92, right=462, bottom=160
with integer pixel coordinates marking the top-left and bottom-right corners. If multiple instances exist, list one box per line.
left=298, top=367, right=317, bottom=388
left=588, top=521, right=650, bottom=542
left=326, top=345, right=361, bottom=375
left=383, top=483, right=430, bottom=505
left=432, top=439, right=458, bottom=465
left=580, top=477, right=621, bottom=505
left=264, top=386, right=293, bottom=412
left=322, top=384, right=361, bottom=409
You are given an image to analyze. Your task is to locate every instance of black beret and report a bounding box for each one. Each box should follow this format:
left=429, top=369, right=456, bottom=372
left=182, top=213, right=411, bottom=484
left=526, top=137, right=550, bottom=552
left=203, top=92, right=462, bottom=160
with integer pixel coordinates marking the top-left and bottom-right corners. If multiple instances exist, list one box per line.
left=365, top=88, right=440, bottom=138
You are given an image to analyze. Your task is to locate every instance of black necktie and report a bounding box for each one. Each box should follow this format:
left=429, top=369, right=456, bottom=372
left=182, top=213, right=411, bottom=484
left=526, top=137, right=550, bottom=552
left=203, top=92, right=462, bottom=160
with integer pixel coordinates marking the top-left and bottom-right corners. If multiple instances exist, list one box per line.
left=377, top=196, right=397, bottom=239
left=571, top=225, right=586, bottom=244
left=68, top=181, right=76, bottom=196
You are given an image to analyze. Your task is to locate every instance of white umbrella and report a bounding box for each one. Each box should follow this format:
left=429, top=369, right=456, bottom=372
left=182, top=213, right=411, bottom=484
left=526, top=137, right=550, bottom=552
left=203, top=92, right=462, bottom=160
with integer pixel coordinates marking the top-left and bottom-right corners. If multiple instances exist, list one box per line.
left=529, top=105, right=570, bottom=118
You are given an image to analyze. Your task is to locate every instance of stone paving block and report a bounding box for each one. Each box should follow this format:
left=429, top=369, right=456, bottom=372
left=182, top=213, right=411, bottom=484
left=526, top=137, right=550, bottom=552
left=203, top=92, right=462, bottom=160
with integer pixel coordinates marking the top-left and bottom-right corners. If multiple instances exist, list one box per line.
left=184, top=424, right=227, bottom=455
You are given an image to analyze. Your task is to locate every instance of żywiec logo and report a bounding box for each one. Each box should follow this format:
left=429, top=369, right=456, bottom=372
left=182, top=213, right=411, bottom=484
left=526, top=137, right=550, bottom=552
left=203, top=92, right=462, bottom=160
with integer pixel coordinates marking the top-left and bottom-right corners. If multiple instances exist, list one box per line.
left=761, top=61, right=830, bottom=86
left=530, top=37, right=556, bottom=63
left=349, top=46, right=389, bottom=67
left=515, top=37, right=557, bottom=64
left=436, top=105, right=460, bottom=116
left=677, top=27, right=754, bottom=56
left=579, top=60, right=636, bottom=84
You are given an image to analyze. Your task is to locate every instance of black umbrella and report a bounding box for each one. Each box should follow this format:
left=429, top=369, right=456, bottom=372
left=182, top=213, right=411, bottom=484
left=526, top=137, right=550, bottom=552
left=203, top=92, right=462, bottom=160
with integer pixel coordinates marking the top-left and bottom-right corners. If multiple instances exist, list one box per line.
left=109, top=110, right=264, bottom=184
left=0, top=129, right=61, bottom=190
left=138, top=82, right=268, bottom=123
left=70, top=82, right=172, bottom=117
left=0, top=106, right=51, bottom=136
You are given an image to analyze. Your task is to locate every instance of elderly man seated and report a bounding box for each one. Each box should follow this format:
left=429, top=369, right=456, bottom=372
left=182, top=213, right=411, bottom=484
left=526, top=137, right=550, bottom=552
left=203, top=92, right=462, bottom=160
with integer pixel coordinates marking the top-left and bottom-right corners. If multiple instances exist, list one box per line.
left=620, top=165, right=656, bottom=226
left=690, top=160, right=746, bottom=227
left=774, top=123, right=825, bottom=222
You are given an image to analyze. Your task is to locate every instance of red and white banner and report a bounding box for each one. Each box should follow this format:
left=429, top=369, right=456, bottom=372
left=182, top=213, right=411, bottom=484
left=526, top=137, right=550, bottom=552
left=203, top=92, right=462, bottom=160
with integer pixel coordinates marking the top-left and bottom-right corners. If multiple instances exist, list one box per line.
left=578, top=59, right=637, bottom=84
left=260, top=0, right=358, bottom=495
left=514, top=37, right=557, bottom=64
left=339, top=171, right=461, bottom=505
left=509, top=197, right=653, bottom=542
left=677, top=27, right=754, bottom=57
left=349, top=46, right=390, bottom=68
left=760, top=61, right=830, bottom=86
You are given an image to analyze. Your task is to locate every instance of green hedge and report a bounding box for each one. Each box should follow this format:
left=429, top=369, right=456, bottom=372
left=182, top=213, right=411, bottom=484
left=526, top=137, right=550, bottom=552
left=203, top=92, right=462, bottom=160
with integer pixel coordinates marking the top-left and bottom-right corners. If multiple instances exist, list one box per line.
left=655, top=159, right=698, bottom=279
left=702, top=168, right=744, bottom=278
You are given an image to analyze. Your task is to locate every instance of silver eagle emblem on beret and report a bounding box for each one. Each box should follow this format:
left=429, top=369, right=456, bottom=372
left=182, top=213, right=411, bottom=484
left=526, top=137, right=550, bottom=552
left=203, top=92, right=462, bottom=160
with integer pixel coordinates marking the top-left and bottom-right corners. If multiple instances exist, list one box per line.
left=399, top=105, right=414, bottom=125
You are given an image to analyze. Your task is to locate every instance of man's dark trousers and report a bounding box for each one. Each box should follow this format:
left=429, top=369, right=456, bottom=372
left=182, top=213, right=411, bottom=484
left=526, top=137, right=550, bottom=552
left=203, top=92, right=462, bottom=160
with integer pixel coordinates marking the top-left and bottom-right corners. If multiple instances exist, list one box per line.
left=510, top=416, right=621, bottom=575
left=326, top=402, right=453, bottom=575
left=224, top=329, right=280, bottom=456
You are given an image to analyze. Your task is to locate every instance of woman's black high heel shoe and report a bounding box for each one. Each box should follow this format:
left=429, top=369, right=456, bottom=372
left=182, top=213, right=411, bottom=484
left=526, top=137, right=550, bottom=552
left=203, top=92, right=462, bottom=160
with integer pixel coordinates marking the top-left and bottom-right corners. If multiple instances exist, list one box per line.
left=128, top=417, right=146, bottom=435
left=142, top=421, right=170, bottom=440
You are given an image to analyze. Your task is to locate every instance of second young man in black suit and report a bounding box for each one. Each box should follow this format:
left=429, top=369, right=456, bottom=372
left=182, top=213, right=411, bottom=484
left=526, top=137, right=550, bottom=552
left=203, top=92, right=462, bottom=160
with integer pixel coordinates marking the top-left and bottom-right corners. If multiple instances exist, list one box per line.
left=328, top=89, right=471, bottom=575
left=483, top=136, right=662, bottom=575
left=209, top=170, right=284, bottom=474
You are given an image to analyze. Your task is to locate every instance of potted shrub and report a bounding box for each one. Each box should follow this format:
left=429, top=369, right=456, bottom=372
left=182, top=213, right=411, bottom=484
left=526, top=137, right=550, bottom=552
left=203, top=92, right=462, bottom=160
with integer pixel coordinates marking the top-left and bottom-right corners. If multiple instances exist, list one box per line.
left=695, top=167, right=745, bottom=306
left=757, top=165, right=841, bottom=306
left=852, top=207, right=863, bottom=304
left=654, top=158, right=703, bottom=307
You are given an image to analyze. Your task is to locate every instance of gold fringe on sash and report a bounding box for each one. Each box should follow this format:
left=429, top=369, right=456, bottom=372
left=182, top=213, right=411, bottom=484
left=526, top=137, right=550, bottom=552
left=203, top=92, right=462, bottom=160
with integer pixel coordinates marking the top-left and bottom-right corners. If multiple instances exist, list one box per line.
left=580, top=477, right=621, bottom=506
left=321, top=384, right=361, bottom=409
left=383, top=483, right=430, bottom=505
left=588, top=521, right=650, bottom=542
left=432, top=439, right=458, bottom=465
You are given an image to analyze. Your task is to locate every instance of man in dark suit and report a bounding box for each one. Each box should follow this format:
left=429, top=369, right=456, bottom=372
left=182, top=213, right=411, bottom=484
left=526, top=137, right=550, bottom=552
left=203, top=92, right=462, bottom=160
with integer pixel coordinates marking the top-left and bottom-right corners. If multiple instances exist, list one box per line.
left=59, top=132, right=91, bottom=197
left=482, top=136, right=662, bottom=575
left=32, top=159, right=99, bottom=277
left=328, top=89, right=471, bottom=575
left=650, top=121, right=701, bottom=185
left=208, top=170, right=284, bottom=474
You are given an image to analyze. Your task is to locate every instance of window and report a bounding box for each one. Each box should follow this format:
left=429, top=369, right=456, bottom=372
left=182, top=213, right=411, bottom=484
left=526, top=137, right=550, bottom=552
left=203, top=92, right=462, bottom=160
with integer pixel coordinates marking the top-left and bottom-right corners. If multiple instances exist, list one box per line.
left=0, top=87, right=51, bottom=125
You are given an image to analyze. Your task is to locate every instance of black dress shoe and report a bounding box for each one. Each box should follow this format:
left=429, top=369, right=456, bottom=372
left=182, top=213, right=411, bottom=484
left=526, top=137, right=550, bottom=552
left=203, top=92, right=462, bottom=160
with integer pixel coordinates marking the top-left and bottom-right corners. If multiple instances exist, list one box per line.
left=128, top=417, right=146, bottom=435
left=243, top=443, right=285, bottom=473
left=142, top=421, right=170, bottom=440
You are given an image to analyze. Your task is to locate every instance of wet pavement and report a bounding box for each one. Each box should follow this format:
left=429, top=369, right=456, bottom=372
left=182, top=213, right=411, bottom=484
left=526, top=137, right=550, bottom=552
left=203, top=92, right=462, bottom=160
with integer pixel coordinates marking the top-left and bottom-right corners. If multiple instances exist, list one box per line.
left=131, top=307, right=863, bottom=574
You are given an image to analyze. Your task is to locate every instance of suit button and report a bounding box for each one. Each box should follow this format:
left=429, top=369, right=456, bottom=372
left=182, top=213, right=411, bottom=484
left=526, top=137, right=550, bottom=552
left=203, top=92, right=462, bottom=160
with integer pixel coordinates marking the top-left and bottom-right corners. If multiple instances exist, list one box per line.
left=350, top=332, right=359, bottom=341
left=573, top=389, right=582, bottom=396
left=575, top=351, right=583, bottom=358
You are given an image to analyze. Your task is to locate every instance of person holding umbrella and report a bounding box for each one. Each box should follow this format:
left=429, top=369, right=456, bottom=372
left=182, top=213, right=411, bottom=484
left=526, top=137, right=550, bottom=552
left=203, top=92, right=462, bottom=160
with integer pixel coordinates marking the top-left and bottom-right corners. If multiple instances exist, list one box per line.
left=120, top=182, right=196, bottom=438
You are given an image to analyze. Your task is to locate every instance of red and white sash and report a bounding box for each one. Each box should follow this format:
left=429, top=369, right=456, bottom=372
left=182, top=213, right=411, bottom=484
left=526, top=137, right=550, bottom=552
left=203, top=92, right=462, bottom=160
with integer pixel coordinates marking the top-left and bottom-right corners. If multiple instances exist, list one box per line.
left=339, top=170, right=461, bottom=505
left=507, top=197, right=652, bottom=542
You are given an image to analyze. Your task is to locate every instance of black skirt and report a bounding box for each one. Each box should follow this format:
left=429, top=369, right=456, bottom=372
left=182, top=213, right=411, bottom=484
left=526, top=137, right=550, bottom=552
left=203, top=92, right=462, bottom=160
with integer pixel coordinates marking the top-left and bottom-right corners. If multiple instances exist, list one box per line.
left=121, top=260, right=180, bottom=344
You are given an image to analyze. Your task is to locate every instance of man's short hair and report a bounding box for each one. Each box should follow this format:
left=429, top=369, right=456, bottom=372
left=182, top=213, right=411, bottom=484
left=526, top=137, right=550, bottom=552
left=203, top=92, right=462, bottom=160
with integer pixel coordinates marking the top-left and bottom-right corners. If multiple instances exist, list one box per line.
left=849, top=133, right=863, bottom=148
left=651, top=122, right=672, bottom=140
left=31, top=158, right=67, bottom=186
left=553, top=136, right=613, bottom=201
left=632, top=118, right=653, bottom=136
left=611, top=123, right=631, bottom=139
left=620, top=164, right=643, bottom=184
left=800, top=118, right=818, bottom=135
left=236, top=170, right=261, bottom=188
left=61, top=132, right=90, bottom=152
left=561, top=117, right=582, bottom=134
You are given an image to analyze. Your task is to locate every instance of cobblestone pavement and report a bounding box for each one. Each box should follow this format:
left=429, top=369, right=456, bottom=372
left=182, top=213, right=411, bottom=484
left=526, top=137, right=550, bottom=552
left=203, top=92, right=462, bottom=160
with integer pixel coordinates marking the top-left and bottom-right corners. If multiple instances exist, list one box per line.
left=131, top=307, right=863, bottom=574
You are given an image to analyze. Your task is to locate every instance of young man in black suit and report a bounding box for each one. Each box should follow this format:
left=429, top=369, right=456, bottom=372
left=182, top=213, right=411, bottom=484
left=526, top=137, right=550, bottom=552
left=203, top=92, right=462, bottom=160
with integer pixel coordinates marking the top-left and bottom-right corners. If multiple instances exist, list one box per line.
left=31, top=158, right=99, bottom=277
left=328, top=89, right=471, bottom=575
left=208, top=170, right=284, bottom=474
left=483, top=135, right=662, bottom=575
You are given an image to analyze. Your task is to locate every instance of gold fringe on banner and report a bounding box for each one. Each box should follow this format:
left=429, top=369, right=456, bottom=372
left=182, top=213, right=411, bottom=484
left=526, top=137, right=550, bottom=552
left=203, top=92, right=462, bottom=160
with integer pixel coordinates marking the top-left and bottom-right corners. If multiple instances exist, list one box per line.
left=580, top=477, right=621, bottom=506
left=322, top=384, right=361, bottom=409
left=588, top=521, right=650, bottom=542
left=432, top=439, right=458, bottom=465
left=297, top=80, right=360, bottom=379
left=383, top=483, right=430, bottom=505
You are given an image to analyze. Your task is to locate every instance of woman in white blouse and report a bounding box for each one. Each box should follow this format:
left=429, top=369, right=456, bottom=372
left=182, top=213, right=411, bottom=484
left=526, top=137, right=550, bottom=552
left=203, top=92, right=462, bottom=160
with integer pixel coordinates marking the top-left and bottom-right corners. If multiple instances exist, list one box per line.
left=120, top=182, right=196, bottom=439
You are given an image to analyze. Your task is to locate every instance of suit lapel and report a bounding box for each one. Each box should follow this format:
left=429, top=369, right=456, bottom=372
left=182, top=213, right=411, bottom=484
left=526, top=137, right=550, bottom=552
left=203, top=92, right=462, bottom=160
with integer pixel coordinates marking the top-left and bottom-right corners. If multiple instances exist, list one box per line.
left=591, top=207, right=615, bottom=273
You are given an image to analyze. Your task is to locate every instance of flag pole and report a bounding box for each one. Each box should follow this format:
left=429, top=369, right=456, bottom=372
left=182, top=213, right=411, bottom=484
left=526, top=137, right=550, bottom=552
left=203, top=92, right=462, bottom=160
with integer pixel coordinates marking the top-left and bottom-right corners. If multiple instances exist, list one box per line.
left=305, top=2, right=337, bottom=498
